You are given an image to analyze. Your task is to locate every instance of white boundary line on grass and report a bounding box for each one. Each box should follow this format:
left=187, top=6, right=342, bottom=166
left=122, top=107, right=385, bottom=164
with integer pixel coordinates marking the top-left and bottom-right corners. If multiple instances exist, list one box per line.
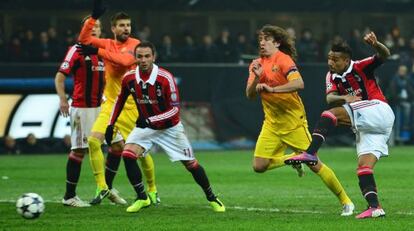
left=1, top=199, right=413, bottom=216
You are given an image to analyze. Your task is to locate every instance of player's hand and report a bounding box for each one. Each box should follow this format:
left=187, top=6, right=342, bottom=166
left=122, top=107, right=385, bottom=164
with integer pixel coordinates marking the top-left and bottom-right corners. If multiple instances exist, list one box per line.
left=251, top=60, right=263, bottom=79
left=76, top=44, right=98, bottom=56
left=91, top=0, right=107, bottom=19
left=256, top=83, right=273, bottom=93
left=105, top=125, right=114, bottom=145
left=136, top=116, right=150, bottom=128
left=59, top=99, right=69, bottom=117
left=364, top=32, right=378, bottom=47
left=344, top=95, right=362, bottom=103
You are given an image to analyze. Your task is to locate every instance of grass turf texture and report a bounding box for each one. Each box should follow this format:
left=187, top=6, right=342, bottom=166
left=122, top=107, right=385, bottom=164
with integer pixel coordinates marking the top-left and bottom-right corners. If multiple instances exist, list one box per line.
left=0, top=147, right=413, bottom=230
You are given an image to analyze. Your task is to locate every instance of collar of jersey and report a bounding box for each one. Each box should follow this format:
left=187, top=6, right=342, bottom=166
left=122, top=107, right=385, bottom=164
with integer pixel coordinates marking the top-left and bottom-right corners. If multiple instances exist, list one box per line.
left=135, top=64, right=159, bottom=85
left=332, top=60, right=354, bottom=81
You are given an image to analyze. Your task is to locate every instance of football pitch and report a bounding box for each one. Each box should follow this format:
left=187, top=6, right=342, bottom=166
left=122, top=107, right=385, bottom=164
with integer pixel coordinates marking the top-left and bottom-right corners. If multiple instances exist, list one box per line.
left=1, top=147, right=413, bottom=231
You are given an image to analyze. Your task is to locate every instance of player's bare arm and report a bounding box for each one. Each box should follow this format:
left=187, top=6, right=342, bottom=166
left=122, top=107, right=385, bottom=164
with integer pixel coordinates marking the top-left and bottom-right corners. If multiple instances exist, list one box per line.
left=270, top=77, right=304, bottom=93
left=363, top=32, right=390, bottom=60
left=326, top=91, right=362, bottom=105
left=54, top=72, right=69, bottom=117
left=246, top=60, right=262, bottom=99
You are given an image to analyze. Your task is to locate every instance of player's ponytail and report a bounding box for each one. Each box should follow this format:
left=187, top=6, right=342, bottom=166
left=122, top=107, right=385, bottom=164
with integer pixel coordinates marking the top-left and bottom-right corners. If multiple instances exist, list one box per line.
left=260, top=25, right=297, bottom=61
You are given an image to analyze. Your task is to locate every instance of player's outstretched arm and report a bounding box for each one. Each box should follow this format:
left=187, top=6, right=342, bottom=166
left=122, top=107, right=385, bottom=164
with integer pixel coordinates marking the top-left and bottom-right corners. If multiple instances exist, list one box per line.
left=364, top=32, right=390, bottom=60
left=78, top=18, right=107, bottom=48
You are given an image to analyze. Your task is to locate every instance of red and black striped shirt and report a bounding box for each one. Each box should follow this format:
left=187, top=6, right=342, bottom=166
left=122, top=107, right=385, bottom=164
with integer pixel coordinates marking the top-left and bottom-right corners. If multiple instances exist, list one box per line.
left=58, top=45, right=105, bottom=107
left=109, top=64, right=180, bottom=130
left=325, top=55, right=387, bottom=102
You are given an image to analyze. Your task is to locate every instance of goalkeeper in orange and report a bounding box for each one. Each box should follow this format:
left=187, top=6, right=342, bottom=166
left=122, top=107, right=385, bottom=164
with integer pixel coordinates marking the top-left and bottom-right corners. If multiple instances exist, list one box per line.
left=246, top=24, right=354, bottom=216
left=78, top=0, right=158, bottom=205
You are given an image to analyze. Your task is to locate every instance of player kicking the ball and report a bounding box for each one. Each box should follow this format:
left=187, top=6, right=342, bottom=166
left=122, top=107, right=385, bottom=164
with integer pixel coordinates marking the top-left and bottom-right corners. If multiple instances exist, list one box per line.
left=285, top=32, right=393, bottom=219
left=105, top=41, right=225, bottom=213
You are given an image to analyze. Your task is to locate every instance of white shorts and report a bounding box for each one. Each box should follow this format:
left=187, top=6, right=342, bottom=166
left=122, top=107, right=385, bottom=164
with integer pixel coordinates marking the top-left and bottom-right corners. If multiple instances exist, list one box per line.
left=70, top=107, right=101, bottom=149
left=125, top=122, right=195, bottom=162
left=70, top=107, right=123, bottom=149
left=343, top=100, right=395, bottom=159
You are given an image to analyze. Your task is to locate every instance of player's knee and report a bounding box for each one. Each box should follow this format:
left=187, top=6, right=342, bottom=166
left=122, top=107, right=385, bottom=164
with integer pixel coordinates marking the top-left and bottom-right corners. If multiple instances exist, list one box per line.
left=183, top=160, right=199, bottom=171
left=122, top=149, right=139, bottom=160
left=253, top=164, right=266, bottom=173
left=88, top=136, right=102, bottom=150
left=68, top=151, right=85, bottom=163
left=110, top=141, right=124, bottom=153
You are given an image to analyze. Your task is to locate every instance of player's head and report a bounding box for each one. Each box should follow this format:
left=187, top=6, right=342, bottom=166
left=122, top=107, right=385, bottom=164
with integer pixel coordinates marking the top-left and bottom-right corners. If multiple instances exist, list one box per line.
left=110, top=12, right=131, bottom=42
left=81, top=16, right=102, bottom=38
left=258, top=25, right=297, bottom=60
left=135, top=41, right=157, bottom=72
left=328, top=41, right=352, bottom=74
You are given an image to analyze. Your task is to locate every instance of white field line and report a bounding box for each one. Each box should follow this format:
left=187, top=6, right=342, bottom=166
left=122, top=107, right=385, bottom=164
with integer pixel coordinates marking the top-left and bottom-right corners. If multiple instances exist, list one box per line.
left=2, top=199, right=413, bottom=216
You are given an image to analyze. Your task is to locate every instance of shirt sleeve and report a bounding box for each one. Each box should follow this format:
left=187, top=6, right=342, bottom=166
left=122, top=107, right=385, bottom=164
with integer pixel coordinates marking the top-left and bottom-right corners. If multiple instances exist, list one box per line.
left=325, top=72, right=338, bottom=94
left=280, top=55, right=301, bottom=81
left=78, top=18, right=108, bottom=48
left=108, top=76, right=131, bottom=125
left=58, top=46, right=78, bottom=76
left=355, top=55, right=384, bottom=78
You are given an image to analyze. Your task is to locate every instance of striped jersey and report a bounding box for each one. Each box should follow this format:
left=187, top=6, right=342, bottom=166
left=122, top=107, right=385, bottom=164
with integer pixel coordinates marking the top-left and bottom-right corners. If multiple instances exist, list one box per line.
left=109, top=64, right=180, bottom=130
left=58, top=45, right=105, bottom=107
left=326, top=55, right=387, bottom=102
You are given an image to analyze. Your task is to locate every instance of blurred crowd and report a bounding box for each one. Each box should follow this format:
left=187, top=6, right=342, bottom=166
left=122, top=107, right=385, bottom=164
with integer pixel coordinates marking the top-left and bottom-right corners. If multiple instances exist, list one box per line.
left=1, top=25, right=414, bottom=64
left=0, top=133, right=72, bottom=155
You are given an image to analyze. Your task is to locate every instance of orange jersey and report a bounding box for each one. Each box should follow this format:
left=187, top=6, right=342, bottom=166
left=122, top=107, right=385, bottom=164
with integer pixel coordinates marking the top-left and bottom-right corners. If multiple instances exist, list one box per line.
left=247, top=51, right=307, bottom=133
left=79, top=18, right=140, bottom=109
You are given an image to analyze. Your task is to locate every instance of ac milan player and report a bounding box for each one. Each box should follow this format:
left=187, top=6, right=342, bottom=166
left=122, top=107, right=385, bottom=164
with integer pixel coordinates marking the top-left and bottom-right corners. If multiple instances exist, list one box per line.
left=105, top=41, right=225, bottom=213
left=55, top=17, right=126, bottom=207
left=285, top=32, right=394, bottom=219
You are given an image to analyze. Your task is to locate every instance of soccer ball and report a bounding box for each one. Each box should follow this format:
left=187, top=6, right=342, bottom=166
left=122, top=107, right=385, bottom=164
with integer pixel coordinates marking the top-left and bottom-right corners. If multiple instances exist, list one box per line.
left=16, top=193, right=45, bottom=219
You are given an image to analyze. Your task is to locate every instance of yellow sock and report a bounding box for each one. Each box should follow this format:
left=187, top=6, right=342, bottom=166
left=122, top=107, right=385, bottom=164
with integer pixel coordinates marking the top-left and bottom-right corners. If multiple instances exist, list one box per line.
left=316, top=164, right=352, bottom=205
left=88, top=136, right=108, bottom=190
left=267, top=152, right=297, bottom=170
left=139, top=154, right=157, bottom=192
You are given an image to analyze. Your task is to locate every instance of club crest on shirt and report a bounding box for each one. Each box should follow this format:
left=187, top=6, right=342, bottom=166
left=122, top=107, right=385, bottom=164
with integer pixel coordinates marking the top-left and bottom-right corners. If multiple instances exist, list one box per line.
left=60, top=61, right=69, bottom=70
left=171, top=92, right=177, bottom=101
left=272, top=65, right=279, bottom=72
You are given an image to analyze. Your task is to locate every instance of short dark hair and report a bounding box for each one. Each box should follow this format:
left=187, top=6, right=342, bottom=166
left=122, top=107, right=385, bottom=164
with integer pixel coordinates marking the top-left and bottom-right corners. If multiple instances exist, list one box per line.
left=110, top=12, right=130, bottom=26
left=135, top=41, right=157, bottom=56
left=331, top=41, right=352, bottom=58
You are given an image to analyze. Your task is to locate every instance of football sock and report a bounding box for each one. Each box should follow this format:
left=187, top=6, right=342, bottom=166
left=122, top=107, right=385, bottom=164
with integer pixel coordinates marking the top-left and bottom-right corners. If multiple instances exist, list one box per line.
left=64, top=151, right=84, bottom=199
left=267, top=152, right=297, bottom=170
left=139, top=154, right=157, bottom=193
left=317, top=164, right=352, bottom=205
left=307, top=111, right=337, bottom=155
left=88, top=136, right=108, bottom=190
left=123, top=149, right=147, bottom=200
left=357, top=166, right=379, bottom=208
left=184, top=160, right=216, bottom=201
left=105, top=148, right=122, bottom=189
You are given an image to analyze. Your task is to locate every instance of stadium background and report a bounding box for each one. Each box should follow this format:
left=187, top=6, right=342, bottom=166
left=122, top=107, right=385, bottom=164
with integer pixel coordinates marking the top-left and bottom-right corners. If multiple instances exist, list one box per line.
left=0, top=0, right=413, bottom=151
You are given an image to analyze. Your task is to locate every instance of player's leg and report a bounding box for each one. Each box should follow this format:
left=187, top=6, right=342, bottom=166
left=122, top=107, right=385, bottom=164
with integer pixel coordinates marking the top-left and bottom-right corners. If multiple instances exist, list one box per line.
left=122, top=127, right=156, bottom=212
left=63, top=107, right=93, bottom=207
left=63, top=148, right=90, bottom=207
left=104, top=138, right=127, bottom=205
left=157, top=122, right=225, bottom=212
left=253, top=123, right=296, bottom=173
left=308, top=162, right=354, bottom=215
left=118, top=109, right=158, bottom=204
left=355, top=153, right=385, bottom=218
left=88, top=103, right=113, bottom=204
left=283, top=124, right=354, bottom=215
left=285, top=106, right=350, bottom=165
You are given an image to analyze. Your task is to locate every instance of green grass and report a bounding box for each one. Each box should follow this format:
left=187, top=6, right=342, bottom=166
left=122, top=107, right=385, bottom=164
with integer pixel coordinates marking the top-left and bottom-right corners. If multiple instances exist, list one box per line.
left=1, top=147, right=414, bottom=230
